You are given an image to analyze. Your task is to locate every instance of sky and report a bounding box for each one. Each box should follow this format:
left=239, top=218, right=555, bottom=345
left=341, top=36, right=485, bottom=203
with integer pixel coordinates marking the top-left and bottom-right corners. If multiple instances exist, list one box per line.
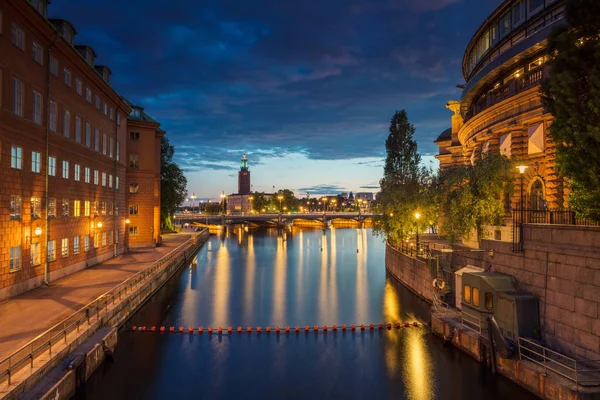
left=50, top=0, right=503, bottom=201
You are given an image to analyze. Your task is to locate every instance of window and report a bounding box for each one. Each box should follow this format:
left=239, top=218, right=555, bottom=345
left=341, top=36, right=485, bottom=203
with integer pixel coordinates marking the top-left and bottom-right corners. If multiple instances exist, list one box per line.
left=472, top=287, right=480, bottom=307
left=74, top=164, right=80, bottom=181
left=32, top=151, right=41, bottom=173
left=49, top=56, right=58, bottom=76
left=84, top=167, right=90, bottom=183
left=463, top=284, right=471, bottom=304
left=11, top=24, right=25, bottom=50
left=101, top=172, right=106, bottom=186
left=31, top=243, right=41, bottom=266
left=62, top=199, right=69, bottom=217
left=10, top=247, right=21, bottom=271
left=75, top=116, right=81, bottom=143
left=93, top=201, right=99, bottom=216
left=109, top=138, right=114, bottom=158
left=485, top=293, right=493, bottom=310
left=85, top=49, right=94, bottom=65
left=129, top=154, right=139, bottom=169
left=528, top=0, right=544, bottom=15
left=94, top=170, right=99, bottom=185
left=76, top=78, right=83, bottom=95
left=73, top=236, right=80, bottom=254
left=95, top=95, right=100, bottom=109
left=85, top=123, right=91, bottom=147
left=31, top=197, right=41, bottom=219
left=84, top=201, right=90, bottom=217
left=63, top=68, right=72, bottom=87
left=115, top=230, right=119, bottom=244
left=498, top=12, right=511, bottom=40
left=103, top=103, right=108, bottom=115
left=109, top=174, right=113, bottom=188
left=94, top=232, right=99, bottom=248
left=11, top=78, right=24, bottom=116
left=47, top=240, right=56, bottom=261
left=83, top=235, right=90, bottom=252
left=61, top=238, right=69, bottom=258
left=74, top=200, right=81, bottom=217
left=108, top=202, right=114, bottom=215
left=62, top=160, right=69, bottom=179
left=129, top=205, right=139, bottom=215
left=116, top=113, right=121, bottom=126
left=32, top=41, right=43, bottom=64
left=116, top=141, right=120, bottom=161
left=85, top=87, right=92, bottom=103
left=116, top=176, right=120, bottom=190
left=48, top=198, right=55, bottom=217
left=94, top=128, right=100, bottom=151
left=10, top=195, right=22, bottom=219
left=130, top=132, right=140, bottom=141
left=11, top=146, right=23, bottom=169
left=129, top=184, right=139, bottom=194
left=110, top=108, right=114, bottom=120
left=101, top=202, right=107, bottom=216
left=129, top=226, right=139, bottom=236
left=48, top=156, right=56, bottom=176
left=102, top=133, right=107, bottom=155
left=49, top=101, right=57, bottom=132
left=63, top=110, right=71, bottom=138
left=101, top=231, right=107, bottom=246
left=512, top=1, right=526, bottom=27
left=32, top=90, right=43, bottom=125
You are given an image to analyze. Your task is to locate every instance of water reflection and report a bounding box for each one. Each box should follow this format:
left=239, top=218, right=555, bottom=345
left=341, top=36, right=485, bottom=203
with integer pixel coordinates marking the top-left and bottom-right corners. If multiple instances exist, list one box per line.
left=403, top=328, right=433, bottom=400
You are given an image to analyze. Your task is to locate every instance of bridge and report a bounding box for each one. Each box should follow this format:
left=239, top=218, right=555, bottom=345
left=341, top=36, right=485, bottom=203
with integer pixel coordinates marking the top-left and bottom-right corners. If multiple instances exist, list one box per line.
left=174, top=212, right=376, bottom=227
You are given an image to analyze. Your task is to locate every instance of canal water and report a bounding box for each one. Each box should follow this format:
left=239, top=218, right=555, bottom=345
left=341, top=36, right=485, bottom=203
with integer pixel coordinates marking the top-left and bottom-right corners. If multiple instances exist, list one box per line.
left=80, top=227, right=536, bottom=399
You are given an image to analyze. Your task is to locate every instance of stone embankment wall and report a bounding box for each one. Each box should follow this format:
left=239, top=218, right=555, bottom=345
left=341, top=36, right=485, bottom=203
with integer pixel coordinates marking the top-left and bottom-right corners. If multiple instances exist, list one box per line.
left=385, top=242, right=433, bottom=302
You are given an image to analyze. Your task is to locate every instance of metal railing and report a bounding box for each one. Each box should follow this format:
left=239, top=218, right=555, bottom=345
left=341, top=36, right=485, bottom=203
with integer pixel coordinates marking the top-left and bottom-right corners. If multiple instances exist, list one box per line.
left=0, top=231, right=207, bottom=387
left=518, top=337, right=600, bottom=387
left=461, top=310, right=484, bottom=336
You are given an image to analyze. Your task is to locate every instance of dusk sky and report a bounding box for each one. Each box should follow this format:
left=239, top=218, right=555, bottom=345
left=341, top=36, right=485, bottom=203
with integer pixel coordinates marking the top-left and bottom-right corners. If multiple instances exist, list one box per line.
left=50, top=0, right=502, bottom=201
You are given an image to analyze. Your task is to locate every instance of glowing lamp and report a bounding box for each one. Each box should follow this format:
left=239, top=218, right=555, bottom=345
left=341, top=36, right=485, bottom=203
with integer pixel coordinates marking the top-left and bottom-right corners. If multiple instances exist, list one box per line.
left=34, top=227, right=43, bottom=237
left=516, top=165, right=528, bottom=174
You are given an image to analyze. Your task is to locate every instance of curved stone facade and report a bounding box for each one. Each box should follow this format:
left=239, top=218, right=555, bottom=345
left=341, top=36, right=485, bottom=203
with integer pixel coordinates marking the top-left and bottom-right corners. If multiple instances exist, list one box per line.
left=437, top=0, right=567, bottom=210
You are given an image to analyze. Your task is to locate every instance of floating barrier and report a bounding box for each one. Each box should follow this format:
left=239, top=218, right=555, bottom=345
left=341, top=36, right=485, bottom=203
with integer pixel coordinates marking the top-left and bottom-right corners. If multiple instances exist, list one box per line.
left=132, top=322, right=422, bottom=334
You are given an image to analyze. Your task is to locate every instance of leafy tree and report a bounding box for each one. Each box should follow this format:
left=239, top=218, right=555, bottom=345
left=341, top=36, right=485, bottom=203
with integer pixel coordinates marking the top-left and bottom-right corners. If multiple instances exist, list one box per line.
left=161, top=136, right=187, bottom=229
left=375, top=110, right=436, bottom=245
left=540, top=0, right=600, bottom=220
left=252, top=192, right=270, bottom=213
left=204, top=203, right=221, bottom=214
left=438, top=153, right=514, bottom=245
left=275, top=189, right=299, bottom=212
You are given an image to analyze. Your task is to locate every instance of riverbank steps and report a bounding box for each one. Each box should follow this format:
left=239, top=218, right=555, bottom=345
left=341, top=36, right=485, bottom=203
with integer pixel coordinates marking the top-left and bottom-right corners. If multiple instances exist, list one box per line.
left=0, top=232, right=208, bottom=400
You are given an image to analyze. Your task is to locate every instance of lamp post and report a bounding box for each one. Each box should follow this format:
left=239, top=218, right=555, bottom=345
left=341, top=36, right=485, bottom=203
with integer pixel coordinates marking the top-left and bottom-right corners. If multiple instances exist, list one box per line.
left=248, top=195, right=254, bottom=215
left=277, top=195, right=284, bottom=214
left=190, top=193, right=197, bottom=213
left=125, top=218, right=130, bottom=252
left=415, top=212, right=421, bottom=254
left=516, top=165, right=528, bottom=247
left=331, top=199, right=337, bottom=213
left=220, top=192, right=226, bottom=215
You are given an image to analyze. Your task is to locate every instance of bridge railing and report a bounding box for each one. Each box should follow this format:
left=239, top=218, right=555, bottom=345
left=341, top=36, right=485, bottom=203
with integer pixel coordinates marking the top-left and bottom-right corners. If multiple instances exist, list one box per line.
left=0, top=230, right=208, bottom=387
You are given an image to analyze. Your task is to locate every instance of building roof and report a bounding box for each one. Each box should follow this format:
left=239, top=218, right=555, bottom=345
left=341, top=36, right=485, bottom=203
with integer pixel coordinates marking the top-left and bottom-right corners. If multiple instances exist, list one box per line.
left=123, top=98, right=159, bottom=124
left=435, top=128, right=452, bottom=143
left=48, top=18, right=78, bottom=35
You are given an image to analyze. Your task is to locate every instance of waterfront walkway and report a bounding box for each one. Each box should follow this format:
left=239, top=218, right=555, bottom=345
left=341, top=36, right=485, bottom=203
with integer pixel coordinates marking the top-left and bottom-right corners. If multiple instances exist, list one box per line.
left=0, top=233, right=191, bottom=360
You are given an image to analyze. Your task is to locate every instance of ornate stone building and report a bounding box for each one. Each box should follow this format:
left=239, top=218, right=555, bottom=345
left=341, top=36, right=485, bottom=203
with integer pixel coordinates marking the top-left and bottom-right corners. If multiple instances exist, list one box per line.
left=436, top=0, right=566, bottom=212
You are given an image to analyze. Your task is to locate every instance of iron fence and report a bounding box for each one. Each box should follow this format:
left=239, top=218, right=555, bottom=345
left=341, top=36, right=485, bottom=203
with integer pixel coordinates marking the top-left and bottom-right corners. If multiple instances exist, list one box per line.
left=0, top=230, right=208, bottom=387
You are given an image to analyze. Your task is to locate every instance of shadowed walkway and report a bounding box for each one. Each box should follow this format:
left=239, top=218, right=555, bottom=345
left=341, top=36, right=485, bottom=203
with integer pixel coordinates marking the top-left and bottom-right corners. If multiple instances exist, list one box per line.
left=0, top=234, right=191, bottom=360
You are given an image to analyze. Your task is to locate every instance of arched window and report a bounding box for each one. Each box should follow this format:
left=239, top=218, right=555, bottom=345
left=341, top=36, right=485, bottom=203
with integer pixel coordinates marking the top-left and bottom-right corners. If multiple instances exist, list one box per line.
left=529, top=179, right=546, bottom=210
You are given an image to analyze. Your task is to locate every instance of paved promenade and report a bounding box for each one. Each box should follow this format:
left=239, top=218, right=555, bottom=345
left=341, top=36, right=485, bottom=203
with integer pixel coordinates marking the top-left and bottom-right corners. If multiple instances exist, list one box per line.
left=0, top=234, right=191, bottom=360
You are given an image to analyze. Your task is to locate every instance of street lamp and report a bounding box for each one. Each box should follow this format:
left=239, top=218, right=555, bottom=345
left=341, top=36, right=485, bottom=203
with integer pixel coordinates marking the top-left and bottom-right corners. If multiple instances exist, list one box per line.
left=248, top=195, right=254, bottom=215
left=277, top=195, right=284, bottom=214
left=516, top=165, right=528, bottom=246
left=331, top=199, right=337, bottom=213
left=415, top=212, right=421, bottom=254
left=220, top=192, right=226, bottom=215
left=125, top=218, right=130, bottom=252
left=190, top=193, right=197, bottom=213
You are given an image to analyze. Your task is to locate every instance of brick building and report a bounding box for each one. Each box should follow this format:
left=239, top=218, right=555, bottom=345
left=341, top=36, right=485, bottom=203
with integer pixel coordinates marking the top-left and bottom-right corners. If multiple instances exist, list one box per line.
left=0, top=0, right=163, bottom=300
left=436, top=0, right=566, bottom=216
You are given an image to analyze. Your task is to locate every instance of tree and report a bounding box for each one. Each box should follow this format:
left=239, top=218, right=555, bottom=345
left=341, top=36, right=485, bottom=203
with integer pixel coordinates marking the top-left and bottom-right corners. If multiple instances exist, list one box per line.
left=275, top=189, right=299, bottom=212
left=160, top=136, right=187, bottom=229
left=375, top=110, right=436, bottom=245
left=540, top=0, right=600, bottom=220
left=252, top=192, right=270, bottom=213
left=438, top=153, right=514, bottom=245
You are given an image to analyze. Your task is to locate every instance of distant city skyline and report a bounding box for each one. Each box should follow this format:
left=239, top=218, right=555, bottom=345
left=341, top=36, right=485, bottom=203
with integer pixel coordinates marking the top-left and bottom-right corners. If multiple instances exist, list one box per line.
left=49, top=0, right=503, bottom=200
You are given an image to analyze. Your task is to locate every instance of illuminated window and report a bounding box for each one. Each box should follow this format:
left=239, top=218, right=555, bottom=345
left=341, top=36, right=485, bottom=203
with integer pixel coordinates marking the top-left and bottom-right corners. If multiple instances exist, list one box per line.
left=528, top=123, right=545, bottom=154
left=31, top=197, right=41, bottom=219
left=62, top=199, right=69, bottom=217
left=10, top=195, right=22, bottom=219
left=74, top=164, right=80, bottom=181
left=83, top=235, right=90, bottom=252
left=31, top=243, right=41, bottom=266
left=473, top=287, right=480, bottom=307
left=129, top=205, right=139, bottom=215
left=463, top=285, right=471, bottom=303
left=48, top=198, right=55, bottom=217
left=32, top=151, right=41, bottom=173
left=485, top=293, right=493, bottom=310
left=129, top=154, right=139, bottom=169
left=512, top=1, right=526, bottom=28
left=129, top=226, right=139, bottom=236
left=11, top=145, right=22, bottom=169
left=74, top=200, right=81, bottom=217
left=84, top=201, right=90, bottom=217
left=85, top=167, right=90, bottom=183
left=10, top=247, right=21, bottom=271
left=73, top=236, right=80, bottom=254
left=61, top=238, right=69, bottom=258
left=129, top=183, right=139, bottom=194
left=62, top=160, right=69, bottom=179
left=48, top=156, right=56, bottom=176
left=47, top=240, right=56, bottom=261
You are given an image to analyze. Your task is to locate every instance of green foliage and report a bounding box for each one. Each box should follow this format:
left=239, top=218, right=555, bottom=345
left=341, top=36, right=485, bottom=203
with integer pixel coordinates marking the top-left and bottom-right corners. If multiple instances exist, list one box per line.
left=204, top=203, right=222, bottom=214
left=160, top=136, right=187, bottom=226
left=275, top=189, right=299, bottom=212
left=251, top=192, right=270, bottom=213
left=375, top=110, right=437, bottom=245
left=540, top=0, right=600, bottom=220
left=438, top=153, right=514, bottom=245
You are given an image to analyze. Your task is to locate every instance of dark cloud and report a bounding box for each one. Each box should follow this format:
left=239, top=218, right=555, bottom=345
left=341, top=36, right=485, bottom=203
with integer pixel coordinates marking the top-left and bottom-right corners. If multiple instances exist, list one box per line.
left=49, top=0, right=503, bottom=168
left=298, top=184, right=349, bottom=195
left=359, top=185, right=381, bottom=190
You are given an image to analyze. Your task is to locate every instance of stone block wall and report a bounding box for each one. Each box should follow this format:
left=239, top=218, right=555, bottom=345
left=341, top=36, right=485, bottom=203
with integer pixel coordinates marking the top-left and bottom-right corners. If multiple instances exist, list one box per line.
left=385, top=242, right=434, bottom=302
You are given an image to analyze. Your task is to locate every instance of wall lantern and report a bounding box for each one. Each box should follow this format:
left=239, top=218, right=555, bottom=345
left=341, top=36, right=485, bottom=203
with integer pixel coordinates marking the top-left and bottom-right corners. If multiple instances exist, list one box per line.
left=34, top=226, right=43, bottom=237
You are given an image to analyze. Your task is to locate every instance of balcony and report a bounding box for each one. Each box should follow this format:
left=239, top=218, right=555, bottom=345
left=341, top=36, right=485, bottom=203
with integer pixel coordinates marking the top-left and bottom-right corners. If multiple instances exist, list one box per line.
left=465, top=65, right=549, bottom=122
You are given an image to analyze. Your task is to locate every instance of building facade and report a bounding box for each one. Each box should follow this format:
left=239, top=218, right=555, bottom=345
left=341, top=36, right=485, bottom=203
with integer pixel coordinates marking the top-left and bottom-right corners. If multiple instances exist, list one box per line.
left=436, top=0, right=566, bottom=214
left=228, top=154, right=253, bottom=215
left=0, top=0, right=163, bottom=300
